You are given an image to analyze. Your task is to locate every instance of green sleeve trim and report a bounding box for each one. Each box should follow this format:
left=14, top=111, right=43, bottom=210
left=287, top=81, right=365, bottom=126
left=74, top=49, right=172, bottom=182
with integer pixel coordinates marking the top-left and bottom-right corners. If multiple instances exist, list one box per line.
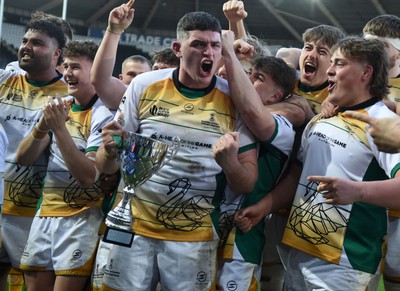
left=86, top=146, right=99, bottom=153
left=390, top=163, right=400, bottom=178
left=265, top=118, right=279, bottom=144
left=238, top=142, right=257, bottom=154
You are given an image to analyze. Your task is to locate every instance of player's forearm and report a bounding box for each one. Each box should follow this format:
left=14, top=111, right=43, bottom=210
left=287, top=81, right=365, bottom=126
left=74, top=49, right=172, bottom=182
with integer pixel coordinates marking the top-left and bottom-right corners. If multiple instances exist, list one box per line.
left=54, top=126, right=98, bottom=187
left=223, top=51, right=276, bottom=140
left=95, top=144, right=121, bottom=175
left=16, top=126, right=50, bottom=166
left=268, top=162, right=301, bottom=213
left=225, top=161, right=257, bottom=194
left=359, top=176, right=400, bottom=209
left=229, top=20, right=246, bottom=39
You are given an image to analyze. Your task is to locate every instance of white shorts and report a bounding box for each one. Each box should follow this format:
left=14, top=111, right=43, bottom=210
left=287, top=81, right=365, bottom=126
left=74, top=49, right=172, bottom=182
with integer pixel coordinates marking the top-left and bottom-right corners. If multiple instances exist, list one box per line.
left=217, top=259, right=260, bottom=291
left=92, top=238, right=112, bottom=290
left=0, top=214, right=33, bottom=267
left=384, top=216, right=400, bottom=282
left=284, top=247, right=374, bottom=291
left=101, top=235, right=218, bottom=291
left=20, top=206, right=102, bottom=276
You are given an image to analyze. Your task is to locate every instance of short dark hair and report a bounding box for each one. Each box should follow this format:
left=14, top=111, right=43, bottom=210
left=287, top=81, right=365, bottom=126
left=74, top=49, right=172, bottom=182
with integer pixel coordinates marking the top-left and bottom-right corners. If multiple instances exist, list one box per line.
left=176, top=11, right=221, bottom=40
left=151, top=48, right=180, bottom=67
left=303, top=25, right=345, bottom=49
left=25, top=18, right=66, bottom=50
left=253, top=56, right=296, bottom=100
left=31, top=11, right=73, bottom=41
left=333, top=36, right=389, bottom=100
left=63, top=40, right=98, bottom=62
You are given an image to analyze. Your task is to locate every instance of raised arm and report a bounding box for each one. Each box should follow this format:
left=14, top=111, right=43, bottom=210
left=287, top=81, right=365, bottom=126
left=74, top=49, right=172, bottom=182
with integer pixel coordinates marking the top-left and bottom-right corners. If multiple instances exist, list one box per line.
left=91, top=0, right=135, bottom=110
left=221, top=30, right=276, bottom=141
left=223, top=0, right=248, bottom=39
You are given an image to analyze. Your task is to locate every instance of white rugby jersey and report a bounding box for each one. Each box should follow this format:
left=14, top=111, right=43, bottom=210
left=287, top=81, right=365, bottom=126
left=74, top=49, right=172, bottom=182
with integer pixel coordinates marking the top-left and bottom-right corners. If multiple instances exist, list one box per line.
left=0, top=70, right=68, bottom=216
left=283, top=98, right=400, bottom=274
left=118, top=68, right=256, bottom=242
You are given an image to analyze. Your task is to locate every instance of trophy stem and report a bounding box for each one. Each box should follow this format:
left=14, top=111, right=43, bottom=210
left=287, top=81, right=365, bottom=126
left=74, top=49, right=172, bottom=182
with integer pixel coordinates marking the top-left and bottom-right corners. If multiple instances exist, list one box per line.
left=105, top=186, right=135, bottom=231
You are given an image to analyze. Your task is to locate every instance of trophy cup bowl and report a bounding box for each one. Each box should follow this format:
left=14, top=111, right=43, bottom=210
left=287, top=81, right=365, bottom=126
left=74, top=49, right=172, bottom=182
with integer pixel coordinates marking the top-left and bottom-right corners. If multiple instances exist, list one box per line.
left=103, top=131, right=180, bottom=247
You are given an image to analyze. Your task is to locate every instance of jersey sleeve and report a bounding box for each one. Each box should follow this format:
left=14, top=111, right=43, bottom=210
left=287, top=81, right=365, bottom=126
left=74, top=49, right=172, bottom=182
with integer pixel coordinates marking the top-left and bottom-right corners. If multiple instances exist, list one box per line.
left=87, top=102, right=115, bottom=152
left=116, top=81, right=141, bottom=133
left=234, top=114, right=257, bottom=153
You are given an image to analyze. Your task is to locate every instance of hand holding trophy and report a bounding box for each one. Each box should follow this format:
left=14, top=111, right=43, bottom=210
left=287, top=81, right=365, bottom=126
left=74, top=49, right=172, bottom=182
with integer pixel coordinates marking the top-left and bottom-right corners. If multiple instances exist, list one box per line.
left=103, top=131, right=180, bottom=247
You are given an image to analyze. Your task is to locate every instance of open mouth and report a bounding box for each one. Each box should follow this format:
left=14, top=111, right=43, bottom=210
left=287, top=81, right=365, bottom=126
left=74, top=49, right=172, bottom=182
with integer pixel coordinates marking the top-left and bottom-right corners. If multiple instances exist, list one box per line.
left=67, top=80, right=78, bottom=87
left=20, top=52, right=32, bottom=61
left=304, top=62, right=316, bottom=74
left=201, top=61, right=213, bottom=73
left=327, top=80, right=336, bottom=92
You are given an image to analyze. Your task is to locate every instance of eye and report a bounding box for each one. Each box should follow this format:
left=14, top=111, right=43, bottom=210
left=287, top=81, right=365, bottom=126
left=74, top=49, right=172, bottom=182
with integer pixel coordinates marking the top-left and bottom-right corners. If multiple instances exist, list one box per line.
left=212, top=43, right=221, bottom=49
left=192, top=41, right=206, bottom=49
left=254, top=74, right=264, bottom=81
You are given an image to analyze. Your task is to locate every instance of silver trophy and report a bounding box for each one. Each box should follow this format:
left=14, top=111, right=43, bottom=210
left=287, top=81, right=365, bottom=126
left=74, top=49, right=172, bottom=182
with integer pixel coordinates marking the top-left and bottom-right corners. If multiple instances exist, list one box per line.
left=103, top=131, right=180, bottom=247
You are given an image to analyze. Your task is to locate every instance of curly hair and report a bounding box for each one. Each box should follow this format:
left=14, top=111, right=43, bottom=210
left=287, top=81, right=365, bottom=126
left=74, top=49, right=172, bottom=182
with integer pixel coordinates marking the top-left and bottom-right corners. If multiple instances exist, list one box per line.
left=63, top=40, right=98, bottom=62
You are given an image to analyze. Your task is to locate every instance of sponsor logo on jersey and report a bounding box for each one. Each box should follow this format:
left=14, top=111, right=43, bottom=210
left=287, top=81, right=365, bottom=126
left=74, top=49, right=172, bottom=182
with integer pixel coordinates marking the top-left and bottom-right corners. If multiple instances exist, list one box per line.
left=150, top=105, right=170, bottom=117
left=181, top=103, right=195, bottom=114
left=201, top=113, right=221, bottom=130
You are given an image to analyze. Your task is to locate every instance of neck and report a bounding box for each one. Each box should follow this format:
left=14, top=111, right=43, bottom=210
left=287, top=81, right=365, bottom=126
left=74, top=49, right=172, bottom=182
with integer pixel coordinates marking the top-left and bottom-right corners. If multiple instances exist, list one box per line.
left=26, top=69, right=60, bottom=83
left=73, top=89, right=97, bottom=106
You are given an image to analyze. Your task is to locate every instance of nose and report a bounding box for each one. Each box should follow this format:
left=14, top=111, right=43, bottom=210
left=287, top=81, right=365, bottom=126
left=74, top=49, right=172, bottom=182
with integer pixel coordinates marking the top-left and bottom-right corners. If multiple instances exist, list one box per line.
left=307, top=48, right=318, bottom=60
left=63, top=66, right=72, bottom=76
left=326, top=63, right=334, bottom=76
left=20, top=41, right=32, bottom=50
left=203, top=43, right=213, bottom=56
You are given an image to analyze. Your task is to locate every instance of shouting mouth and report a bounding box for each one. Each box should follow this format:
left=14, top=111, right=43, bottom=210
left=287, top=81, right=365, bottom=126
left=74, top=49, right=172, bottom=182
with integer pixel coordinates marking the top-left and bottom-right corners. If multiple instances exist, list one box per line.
left=201, top=60, right=213, bottom=75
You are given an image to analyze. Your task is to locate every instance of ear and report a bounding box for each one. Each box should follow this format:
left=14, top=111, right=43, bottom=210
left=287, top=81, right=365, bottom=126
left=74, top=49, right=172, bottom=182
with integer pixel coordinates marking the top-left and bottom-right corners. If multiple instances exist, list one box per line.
left=172, top=41, right=182, bottom=58
left=361, top=64, right=373, bottom=81
left=118, top=74, right=123, bottom=80
left=271, top=91, right=284, bottom=103
left=54, top=48, right=62, bottom=63
left=395, top=49, right=400, bottom=60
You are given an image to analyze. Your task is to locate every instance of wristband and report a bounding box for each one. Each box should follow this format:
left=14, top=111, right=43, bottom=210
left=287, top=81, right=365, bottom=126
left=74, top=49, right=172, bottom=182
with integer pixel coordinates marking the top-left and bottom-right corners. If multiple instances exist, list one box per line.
left=106, top=27, right=124, bottom=35
left=31, top=125, right=49, bottom=140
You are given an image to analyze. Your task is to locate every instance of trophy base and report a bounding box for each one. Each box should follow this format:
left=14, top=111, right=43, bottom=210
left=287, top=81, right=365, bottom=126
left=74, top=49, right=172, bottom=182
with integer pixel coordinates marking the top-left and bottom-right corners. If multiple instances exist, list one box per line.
left=102, top=226, right=135, bottom=248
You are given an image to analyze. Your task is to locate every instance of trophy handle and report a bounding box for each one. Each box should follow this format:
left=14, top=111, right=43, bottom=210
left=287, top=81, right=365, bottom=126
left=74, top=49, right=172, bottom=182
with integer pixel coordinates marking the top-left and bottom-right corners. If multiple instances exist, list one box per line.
left=162, top=136, right=180, bottom=167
